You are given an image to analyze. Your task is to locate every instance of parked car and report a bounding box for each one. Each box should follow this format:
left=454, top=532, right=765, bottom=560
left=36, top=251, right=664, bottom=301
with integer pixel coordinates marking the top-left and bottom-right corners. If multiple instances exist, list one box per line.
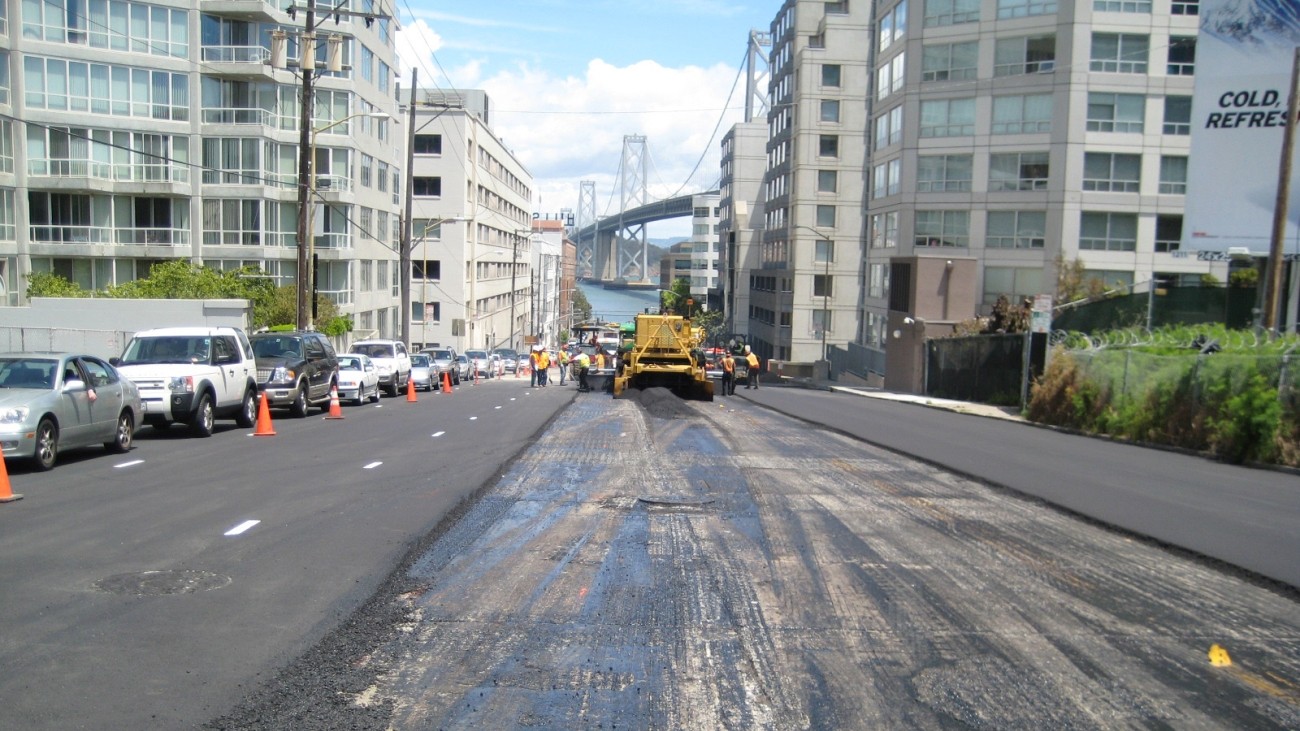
left=336, top=354, right=380, bottom=404
left=420, top=348, right=460, bottom=386
left=409, top=353, right=438, bottom=392
left=492, top=348, right=519, bottom=373
left=0, top=353, right=142, bottom=470
left=454, top=354, right=471, bottom=382
left=465, top=349, right=493, bottom=379
left=349, top=339, right=411, bottom=397
left=113, top=326, right=258, bottom=437
left=249, top=331, right=338, bottom=417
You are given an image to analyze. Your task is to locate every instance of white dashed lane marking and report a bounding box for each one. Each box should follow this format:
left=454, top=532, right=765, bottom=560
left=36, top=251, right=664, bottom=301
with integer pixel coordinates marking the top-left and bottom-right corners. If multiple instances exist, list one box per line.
left=363, top=461, right=383, bottom=470
left=114, top=460, right=144, bottom=468
left=224, top=520, right=260, bottom=536
left=432, top=431, right=445, bottom=438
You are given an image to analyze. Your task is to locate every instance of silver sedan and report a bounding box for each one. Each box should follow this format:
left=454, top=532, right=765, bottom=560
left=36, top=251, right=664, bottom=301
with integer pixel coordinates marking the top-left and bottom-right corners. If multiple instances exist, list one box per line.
left=0, top=353, right=143, bottom=471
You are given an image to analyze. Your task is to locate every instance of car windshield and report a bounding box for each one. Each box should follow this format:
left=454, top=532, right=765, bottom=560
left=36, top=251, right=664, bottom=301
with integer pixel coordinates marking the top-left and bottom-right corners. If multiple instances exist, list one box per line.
left=428, top=350, right=452, bottom=360
left=352, top=343, right=394, bottom=359
left=0, top=357, right=57, bottom=389
left=251, top=336, right=303, bottom=359
left=411, top=354, right=430, bottom=367
left=456, top=355, right=468, bottom=362
left=337, top=356, right=362, bottom=370
left=466, top=351, right=488, bottom=360
left=120, top=336, right=212, bottom=365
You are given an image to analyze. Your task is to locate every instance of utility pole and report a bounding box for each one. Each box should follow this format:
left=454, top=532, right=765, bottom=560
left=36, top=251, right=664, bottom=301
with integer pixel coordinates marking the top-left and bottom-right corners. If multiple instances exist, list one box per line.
left=293, top=0, right=317, bottom=330
left=509, top=234, right=518, bottom=351
left=1265, top=47, right=1300, bottom=333
left=399, top=69, right=418, bottom=345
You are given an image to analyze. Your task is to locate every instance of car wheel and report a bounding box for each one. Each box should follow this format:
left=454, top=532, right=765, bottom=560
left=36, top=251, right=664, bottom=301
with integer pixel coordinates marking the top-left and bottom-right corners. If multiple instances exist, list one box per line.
left=34, top=418, right=58, bottom=471
left=235, top=389, right=256, bottom=428
left=290, top=383, right=309, bottom=418
left=370, top=383, right=381, bottom=403
left=105, top=410, right=134, bottom=453
left=190, top=393, right=215, bottom=437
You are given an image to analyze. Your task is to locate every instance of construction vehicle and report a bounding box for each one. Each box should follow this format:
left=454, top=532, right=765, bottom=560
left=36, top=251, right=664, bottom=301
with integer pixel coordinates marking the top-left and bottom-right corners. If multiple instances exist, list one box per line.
left=612, top=314, right=714, bottom=401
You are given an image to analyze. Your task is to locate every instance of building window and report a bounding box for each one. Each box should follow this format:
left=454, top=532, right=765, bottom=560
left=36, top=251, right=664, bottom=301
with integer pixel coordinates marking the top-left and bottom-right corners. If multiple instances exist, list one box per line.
left=1094, top=0, right=1150, bottom=11
left=1080, top=211, right=1138, bottom=251
left=983, top=267, right=1044, bottom=306
left=1091, top=33, right=1149, bottom=73
left=359, top=260, right=372, bottom=291
left=822, top=64, right=841, bottom=87
left=413, top=177, right=442, bottom=196
left=413, top=134, right=441, bottom=154
left=922, top=41, right=978, bottom=82
left=986, top=211, right=1046, bottom=249
left=817, top=170, right=838, bottom=192
left=991, top=94, right=1053, bottom=134
left=917, top=154, right=973, bottom=192
left=815, top=238, right=834, bottom=263
left=875, top=106, right=904, bottom=149
left=413, top=260, right=441, bottom=279
left=924, top=0, right=979, bottom=27
left=813, top=274, right=833, bottom=299
left=1087, top=93, right=1145, bottom=133
left=816, top=205, right=836, bottom=227
left=812, top=309, right=832, bottom=335
left=1156, top=214, right=1182, bottom=252
left=1083, top=153, right=1141, bottom=192
left=1159, top=156, right=1188, bottom=194
left=880, top=0, right=907, bottom=50
left=1172, top=0, right=1198, bottom=14
left=872, top=159, right=901, bottom=198
left=1167, top=37, right=1196, bottom=76
left=919, top=98, right=975, bottom=137
left=359, top=154, right=372, bottom=187
left=871, top=211, right=899, bottom=248
left=997, top=0, right=1057, bottom=19
left=820, top=99, right=840, bottom=123
left=989, top=151, right=1049, bottom=191
left=994, top=35, right=1055, bottom=76
left=868, top=263, right=890, bottom=299
left=915, top=210, right=970, bottom=247
left=1163, top=96, right=1192, bottom=135
left=819, top=134, right=839, bottom=157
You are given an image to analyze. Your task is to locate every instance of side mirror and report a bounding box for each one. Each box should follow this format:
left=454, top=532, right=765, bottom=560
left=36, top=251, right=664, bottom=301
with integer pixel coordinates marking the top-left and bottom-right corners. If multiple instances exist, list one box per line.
left=109, top=357, right=122, bottom=366
left=63, top=378, right=86, bottom=392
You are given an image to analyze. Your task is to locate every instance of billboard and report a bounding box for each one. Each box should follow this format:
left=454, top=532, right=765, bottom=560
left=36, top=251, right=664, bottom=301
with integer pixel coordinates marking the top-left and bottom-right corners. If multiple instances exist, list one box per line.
left=1185, top=0, right=1300, bottom=254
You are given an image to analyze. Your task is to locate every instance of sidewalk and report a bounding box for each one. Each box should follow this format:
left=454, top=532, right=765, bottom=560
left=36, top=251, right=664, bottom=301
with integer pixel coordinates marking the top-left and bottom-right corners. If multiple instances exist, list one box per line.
left=772, top=375, right=1025, bottom=421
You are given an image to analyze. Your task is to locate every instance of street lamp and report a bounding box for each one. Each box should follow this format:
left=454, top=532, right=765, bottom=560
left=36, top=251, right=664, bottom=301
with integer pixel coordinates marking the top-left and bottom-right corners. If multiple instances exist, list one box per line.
left=296, top=110, right=390, bottom=329
left=412, top=216, right=469, bottom=348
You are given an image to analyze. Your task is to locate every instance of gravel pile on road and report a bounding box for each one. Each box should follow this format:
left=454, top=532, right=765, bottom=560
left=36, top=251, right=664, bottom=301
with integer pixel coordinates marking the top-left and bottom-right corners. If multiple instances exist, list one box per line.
left=629, top=386, right=697, bottom=420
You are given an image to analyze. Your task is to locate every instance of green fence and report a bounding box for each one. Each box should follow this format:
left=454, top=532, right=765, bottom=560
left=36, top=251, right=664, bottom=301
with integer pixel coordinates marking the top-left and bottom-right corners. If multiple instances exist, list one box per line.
left=1053, top=286, right=1258, bottom=334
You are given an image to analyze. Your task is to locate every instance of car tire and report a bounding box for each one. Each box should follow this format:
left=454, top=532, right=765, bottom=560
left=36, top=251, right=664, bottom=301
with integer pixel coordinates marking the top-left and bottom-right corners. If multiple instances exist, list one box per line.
left=105, top=410, right=134, bottom=453
left=190, top=393, right=215, bottom=437
left=370, top=384, right=381, bottom=403
left=290, top=383, right=309, bottom=418
left=34, top=418, right=58, bottom=471
left=235, top=389, right=257, bottom=428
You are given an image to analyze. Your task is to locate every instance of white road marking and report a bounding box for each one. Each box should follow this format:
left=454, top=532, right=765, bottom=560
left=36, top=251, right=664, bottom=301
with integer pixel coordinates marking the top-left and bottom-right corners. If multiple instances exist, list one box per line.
left=363, top=461, right=383, bottom=469
left=432, top=431, right=445, bottom=438
left=224, top=520, right=260, bottom=536
left=495, top=405, right=502, bottom=410
left=114, top=459, right=144, bottom=468
left=470, top=416, right=478, bottom=420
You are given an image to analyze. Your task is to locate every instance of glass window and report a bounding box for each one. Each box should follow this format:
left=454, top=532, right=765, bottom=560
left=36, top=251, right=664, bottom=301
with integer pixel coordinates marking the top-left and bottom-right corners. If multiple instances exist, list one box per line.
left=870, top=211, right=899, bottom=249
left=924, top=0, right=979, bottom=27
left=988, top=151, right=1049, bottom=191
left=994, top=35, right=1055, bottom=76
left=817, top=169, right=838, bottom=192
left=1094, top=0, right=1150, bottom=11
left=991, top=94, right=1053, bottom=134
left=1083, top=152, right=1141, bottom=192
left=916, top=154, right=973, bottom=192
left=815, top=238, right=834, bottom=263
left=819, top=134, right=839, bottom=157
left=1155, top=214, right=1182, bottom=252
left=1079, top=211, right=1138, bottom=251
left=1167, top=37, right=1196, bottom=76
left=880, top=0, right=908, bottom=49
left=982, top=267, right=1044, bottom=306
left=1091, top=33, right=1149, bottom=73
left=922, top=41, right=978, bottom=82
left=914, top=210, right=969, bottom=247
left=920, top=98, right=975, bottom=137
left=822, top=64, right=841, bottom=87
left=986, top=211, right=1046, bottom=249
left=997, top=0, right=1057, bottom=18
left=820, top=99, right=840, bottom=123
left=816, top=205, right=836, bottom=228
left=1159, top=156, right=1187, bottom=194
left=1172, top=0, right=1198, bottom=14
left=1087, top=93, right=1145, bottom=133
left=1163, top=96, right=1192, bottom=135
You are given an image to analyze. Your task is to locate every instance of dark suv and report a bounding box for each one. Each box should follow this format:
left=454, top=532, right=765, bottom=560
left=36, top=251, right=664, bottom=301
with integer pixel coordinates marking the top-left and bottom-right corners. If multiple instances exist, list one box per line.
left=249, top=331, right=339, bottom=417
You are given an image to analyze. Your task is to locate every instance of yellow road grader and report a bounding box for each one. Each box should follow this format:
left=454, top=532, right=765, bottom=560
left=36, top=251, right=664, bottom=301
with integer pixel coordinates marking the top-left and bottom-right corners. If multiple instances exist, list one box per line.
left=612, top=313, right=714, bottom=401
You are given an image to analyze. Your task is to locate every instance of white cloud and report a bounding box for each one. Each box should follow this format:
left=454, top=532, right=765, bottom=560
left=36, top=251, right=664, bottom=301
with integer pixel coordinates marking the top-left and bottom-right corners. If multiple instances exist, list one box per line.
left=396, top=30, right=743, bottom=237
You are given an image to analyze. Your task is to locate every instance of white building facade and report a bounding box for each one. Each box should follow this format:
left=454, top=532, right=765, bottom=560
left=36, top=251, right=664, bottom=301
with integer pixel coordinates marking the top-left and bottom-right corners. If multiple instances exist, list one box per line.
left=719, top=121, right=768, bottom=338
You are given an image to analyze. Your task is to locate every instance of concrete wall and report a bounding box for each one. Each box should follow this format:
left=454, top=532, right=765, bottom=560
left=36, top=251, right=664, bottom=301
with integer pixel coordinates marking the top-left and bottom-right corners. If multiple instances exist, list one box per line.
left=0, top=298, right=250, bottom=360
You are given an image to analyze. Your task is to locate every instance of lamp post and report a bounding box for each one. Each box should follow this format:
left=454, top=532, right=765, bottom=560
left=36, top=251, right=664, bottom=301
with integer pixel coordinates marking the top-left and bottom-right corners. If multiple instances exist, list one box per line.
left=297, top=110, right=389, bottom=329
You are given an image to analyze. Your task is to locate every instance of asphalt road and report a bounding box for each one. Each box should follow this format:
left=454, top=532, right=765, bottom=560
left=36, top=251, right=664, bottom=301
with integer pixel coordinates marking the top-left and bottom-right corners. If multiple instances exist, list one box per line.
left=736, top=386, right=1300, bottom=590
left=208, top=387, right=1300, bottom=730
left=0, top=377, right=573, bottom=729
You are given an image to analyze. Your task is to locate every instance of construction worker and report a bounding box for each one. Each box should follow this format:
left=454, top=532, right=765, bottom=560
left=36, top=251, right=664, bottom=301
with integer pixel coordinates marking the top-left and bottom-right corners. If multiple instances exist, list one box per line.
left=536, top=348, right=550, bottom=387
left=744, top=345, right=760, bottom=389
left=721, top=351, right=735, bottom=396
left=557, top=348, right=569, bottom=385
left=575, top=350, right=591, bottom=392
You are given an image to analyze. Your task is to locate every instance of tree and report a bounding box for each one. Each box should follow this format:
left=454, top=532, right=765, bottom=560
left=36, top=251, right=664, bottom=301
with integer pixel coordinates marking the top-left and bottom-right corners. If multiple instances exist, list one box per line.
left=1055, top=252, right=1114, bottom=304
left=660, top=277, right=695, bottom=316
left=571, top=287, right=593, bottom=323
left=25, top=272, right=88, bottom=299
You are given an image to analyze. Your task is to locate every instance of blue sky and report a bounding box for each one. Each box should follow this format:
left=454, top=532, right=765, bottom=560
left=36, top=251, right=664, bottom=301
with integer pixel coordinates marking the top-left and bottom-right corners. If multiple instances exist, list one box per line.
left=396, top=1, right=776, bottom=235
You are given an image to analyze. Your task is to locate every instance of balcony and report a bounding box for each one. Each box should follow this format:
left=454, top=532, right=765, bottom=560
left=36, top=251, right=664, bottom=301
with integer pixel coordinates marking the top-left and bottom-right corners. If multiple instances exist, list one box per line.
left=202, top=107, right=277, bottom=132
left=201, top=45, right=277, bottom=81
left=27, top=226, right=190, bottom=246
left=200, top=0, right=283, bottom=23
left=313, top=174, right=352, bottom=201
left=28, top=158, right=191, bottom=192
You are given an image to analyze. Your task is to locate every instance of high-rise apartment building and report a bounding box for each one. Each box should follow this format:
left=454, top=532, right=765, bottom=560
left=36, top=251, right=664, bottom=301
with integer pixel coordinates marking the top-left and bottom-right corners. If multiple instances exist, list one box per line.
left=2, top=0, right=404, bottom=335
left=719, top=121, right=767, bottom=338
left=859, top=0, right=1219, bottom=369
left=406, top=89, right=533, bottom=353
left=752, top=0, right=870, bottom=365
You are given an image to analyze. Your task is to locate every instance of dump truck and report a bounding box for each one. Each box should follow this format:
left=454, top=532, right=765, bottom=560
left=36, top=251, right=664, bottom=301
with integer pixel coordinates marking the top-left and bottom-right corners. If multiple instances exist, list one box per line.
left=612, top=314, right=714, bottom=401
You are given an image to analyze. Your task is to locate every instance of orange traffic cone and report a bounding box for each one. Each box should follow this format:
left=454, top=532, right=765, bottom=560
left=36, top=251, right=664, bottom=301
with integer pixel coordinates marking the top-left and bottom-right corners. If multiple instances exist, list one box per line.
left=473, top=364, right=479, bottom=385
left=253, top=392, right=276, bottom=436
left=0, top=456, right=22, bottom=504
left=325, top=384, right=344, bottom=420
left=406, top=376, right=418, bottom=403
left=442, top=371, right=453, bottom=394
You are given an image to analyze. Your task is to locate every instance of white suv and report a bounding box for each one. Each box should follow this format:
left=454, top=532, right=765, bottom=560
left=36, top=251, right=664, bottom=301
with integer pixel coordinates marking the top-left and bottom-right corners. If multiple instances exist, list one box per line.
left=349, top=339, right=411, bottom=397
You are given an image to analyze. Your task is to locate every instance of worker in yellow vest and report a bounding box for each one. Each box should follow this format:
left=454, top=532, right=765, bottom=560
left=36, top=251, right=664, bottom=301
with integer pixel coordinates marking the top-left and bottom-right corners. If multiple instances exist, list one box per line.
left=744, top=346, right=760, bottom=389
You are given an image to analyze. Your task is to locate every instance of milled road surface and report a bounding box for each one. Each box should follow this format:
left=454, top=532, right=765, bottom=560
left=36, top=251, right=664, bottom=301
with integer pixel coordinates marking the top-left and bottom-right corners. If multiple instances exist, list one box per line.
left=209, top=389, right=1300, bottom=729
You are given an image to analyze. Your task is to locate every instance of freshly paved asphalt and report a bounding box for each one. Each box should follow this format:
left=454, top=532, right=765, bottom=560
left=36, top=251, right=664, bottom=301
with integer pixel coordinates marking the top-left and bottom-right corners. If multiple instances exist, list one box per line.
left=733, top=383, right=1300, bottom=590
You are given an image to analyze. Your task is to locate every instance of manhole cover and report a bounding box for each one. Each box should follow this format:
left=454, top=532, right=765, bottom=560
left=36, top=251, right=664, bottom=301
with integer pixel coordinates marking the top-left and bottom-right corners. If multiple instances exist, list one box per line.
left=94, top=570, right=231, bottom=596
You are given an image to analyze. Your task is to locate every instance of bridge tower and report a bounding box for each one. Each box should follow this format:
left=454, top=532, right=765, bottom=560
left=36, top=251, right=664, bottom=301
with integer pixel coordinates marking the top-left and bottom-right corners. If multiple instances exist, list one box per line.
left=745, top=30, right=773, bottom=123
left=617, top=134, right=650, bottom=283
left=576, top=180, right=597, bottom=279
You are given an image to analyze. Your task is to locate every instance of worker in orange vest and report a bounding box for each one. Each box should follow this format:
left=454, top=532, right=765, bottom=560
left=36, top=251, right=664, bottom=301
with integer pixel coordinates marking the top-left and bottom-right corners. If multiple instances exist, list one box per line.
left=721, top=351, right=735, bottom=396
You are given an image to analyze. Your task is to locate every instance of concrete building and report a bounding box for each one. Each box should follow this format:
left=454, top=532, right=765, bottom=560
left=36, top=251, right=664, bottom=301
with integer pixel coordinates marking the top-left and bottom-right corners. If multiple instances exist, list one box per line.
left=405, top=89, right=534, bottom=353
left=660, top=242, right=693, bottom=291
left=751, top=0, right=870, bottom=365
left=719, top=122, right=768, bottom=340
left=859, top=0, right=1220, bottom=378
left=686, top=192, right=721, bottom=310
left=529, top=218, right=565, bottom=349
left=2, top=0, right=404, bottom=334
